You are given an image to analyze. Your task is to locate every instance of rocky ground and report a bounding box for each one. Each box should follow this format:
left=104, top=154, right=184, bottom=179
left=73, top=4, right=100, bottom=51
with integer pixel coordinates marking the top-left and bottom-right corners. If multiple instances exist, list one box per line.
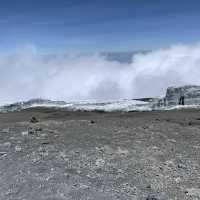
left=0, top=108, right=200, bottom=200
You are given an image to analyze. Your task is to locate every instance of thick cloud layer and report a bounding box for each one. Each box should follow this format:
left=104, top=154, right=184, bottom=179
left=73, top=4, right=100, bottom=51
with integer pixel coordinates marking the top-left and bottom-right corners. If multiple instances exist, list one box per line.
left=1, top=43, right=200, bottom=104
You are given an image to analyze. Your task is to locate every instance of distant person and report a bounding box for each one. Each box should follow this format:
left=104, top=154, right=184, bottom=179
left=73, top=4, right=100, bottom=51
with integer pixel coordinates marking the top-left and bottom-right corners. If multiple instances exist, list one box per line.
left=179, top=95, right=185, bottom=105
left=163, top=97, right=167, bottom=106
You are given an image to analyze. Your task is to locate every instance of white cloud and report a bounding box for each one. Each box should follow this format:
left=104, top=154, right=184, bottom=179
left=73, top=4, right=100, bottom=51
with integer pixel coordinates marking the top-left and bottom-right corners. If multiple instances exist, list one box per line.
left=0, top=43, right=200, bottom=104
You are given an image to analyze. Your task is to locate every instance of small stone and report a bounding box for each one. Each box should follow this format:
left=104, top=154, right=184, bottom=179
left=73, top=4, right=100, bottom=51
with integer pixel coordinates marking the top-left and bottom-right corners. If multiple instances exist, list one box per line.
left=175, top=177, right=181, bottom=183
left=146, top=185, right=151, bottom=189
left=177, top=163, right=186, bottom=169
left=188, top=121, right=192, bottom=126
left=0, top=152, right=7, bottom=157
left=80, top=184, right=90, bottom=189
left=30, top=116, right=39, bottom=123
left=117, top=147, right=129, bottom=156
left=146, top=196, right=158, bottom=200
left=42, top=141, right=50, bottom=145
left=64, top=173, right=70, bottom=178
left=15, top=145, right=22, bottom=152
left=40, top=133, right=47, bottom=137
left=28, top=127, right=35, bottom=134
left=117, top=169, right=123, bottom=173
left=185, top=188, right=200, bottom=197
left=143, top=126, right=148, bottom=129
left=73, top=183, right=78, bottom=187
left=146, top=193, right=168, bottom=200
left=95, top=158, right=105, bottom=167
left=35, top=127, right=42, bottom=132
left=21, top=131, right=29, bottom=136
left=2, top=128, right=9, bottom=133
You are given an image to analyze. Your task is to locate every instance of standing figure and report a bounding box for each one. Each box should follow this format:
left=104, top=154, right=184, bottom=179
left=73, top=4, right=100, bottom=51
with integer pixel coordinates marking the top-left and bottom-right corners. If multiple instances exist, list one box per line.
left=163, top=97, right=167, bottom=106
left=179, top=95, right=185, bottom=105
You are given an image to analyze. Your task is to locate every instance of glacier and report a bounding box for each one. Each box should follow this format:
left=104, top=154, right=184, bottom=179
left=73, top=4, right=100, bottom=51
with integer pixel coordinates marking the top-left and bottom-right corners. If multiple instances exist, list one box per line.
left=1, top=85, right=200, bottom=113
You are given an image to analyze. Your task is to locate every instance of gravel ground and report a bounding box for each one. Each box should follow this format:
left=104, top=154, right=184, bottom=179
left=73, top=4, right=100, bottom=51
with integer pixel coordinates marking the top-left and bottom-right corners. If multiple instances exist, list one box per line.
left=0, top=108, right=200, bottom=200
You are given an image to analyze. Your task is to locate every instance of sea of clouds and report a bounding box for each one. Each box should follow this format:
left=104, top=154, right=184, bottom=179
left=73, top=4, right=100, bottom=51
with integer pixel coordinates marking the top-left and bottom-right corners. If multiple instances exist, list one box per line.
left=0, top=43, right=200, bottom=105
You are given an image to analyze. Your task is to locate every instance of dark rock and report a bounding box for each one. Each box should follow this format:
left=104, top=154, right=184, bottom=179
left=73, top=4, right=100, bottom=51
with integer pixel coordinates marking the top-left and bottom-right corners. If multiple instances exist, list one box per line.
left=90, top=120, right=95, bottom=124
left=146, top=185, right=151, bottom=189
left=146, top=195, right=158, bottom=200
left=42, top=141, right=50, bottom=145
left=30, top=116, right=39, bottom=123
left=28, top=127, right=35, bottom=134
left=177, top=163, right=186, bottom=169
left=146, top=193, right=168, bottom=200
left=188, top=121, right=192, bottom=126
left=35, top=127, right=42, bottom=131
left=143, top=126, right=148, bottom=129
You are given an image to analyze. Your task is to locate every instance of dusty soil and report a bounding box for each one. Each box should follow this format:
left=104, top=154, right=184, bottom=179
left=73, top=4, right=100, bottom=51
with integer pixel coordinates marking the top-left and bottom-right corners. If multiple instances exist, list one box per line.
left=0, top=108, right=200, bottom=200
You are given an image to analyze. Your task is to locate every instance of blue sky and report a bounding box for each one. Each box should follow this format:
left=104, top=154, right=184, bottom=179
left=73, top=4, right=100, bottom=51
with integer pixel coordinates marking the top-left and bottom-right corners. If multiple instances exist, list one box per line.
left=0, top=0, right=200, bottom=53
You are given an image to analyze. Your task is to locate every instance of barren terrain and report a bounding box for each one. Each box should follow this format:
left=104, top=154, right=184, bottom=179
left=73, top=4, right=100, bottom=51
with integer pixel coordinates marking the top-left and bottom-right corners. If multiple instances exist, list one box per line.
left=0, top=108, right=200, bottom=200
